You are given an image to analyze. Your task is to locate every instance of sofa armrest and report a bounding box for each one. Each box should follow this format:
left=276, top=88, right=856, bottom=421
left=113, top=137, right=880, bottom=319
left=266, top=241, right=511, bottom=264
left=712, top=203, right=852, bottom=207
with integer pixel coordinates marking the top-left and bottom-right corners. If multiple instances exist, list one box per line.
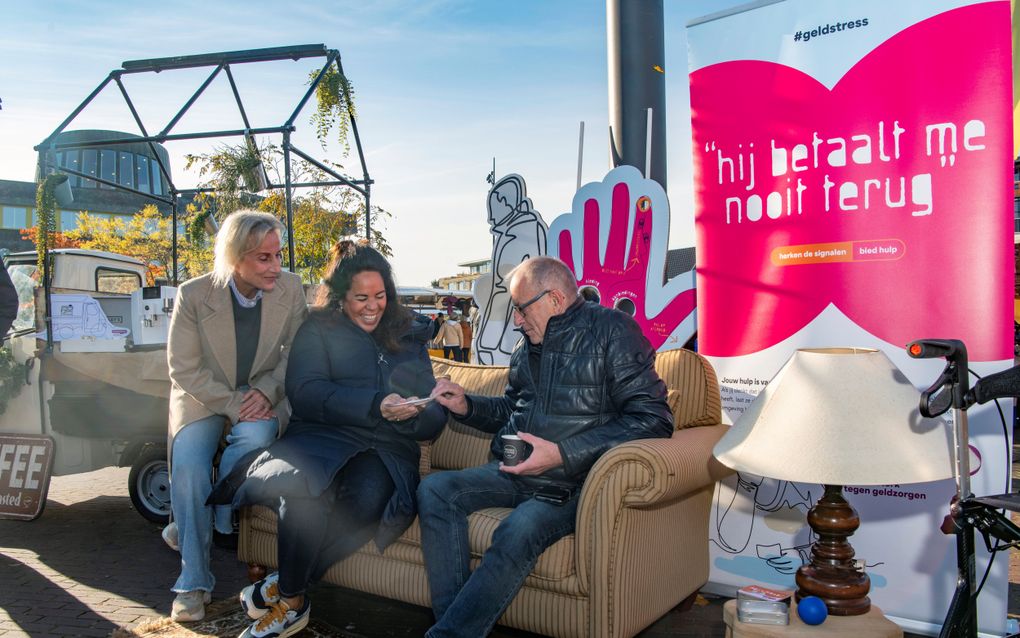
left=593, top=424, right=732, bottom=507
left=572, top=424, right=732, bottom=591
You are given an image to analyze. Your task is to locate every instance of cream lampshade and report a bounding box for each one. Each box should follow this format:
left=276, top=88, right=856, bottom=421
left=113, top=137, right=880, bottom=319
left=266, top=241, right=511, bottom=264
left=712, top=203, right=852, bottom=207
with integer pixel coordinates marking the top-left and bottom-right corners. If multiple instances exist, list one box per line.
left=713, top=347, right=955, bottom=615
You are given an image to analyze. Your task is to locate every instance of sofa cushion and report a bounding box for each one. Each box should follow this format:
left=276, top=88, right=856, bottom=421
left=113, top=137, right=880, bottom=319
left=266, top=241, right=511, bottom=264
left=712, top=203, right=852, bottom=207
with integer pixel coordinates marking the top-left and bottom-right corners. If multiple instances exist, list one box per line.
left=247, top=503, right=576, bottom=582
left=399, top=509, right=576, bottom=581
left=429, top=359, right=510, bottom=471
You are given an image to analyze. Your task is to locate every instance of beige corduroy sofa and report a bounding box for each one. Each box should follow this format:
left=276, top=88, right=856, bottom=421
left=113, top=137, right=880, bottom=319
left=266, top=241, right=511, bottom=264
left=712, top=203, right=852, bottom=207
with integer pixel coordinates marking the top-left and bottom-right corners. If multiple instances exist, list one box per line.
left=239, top=348, right=731, bottom=638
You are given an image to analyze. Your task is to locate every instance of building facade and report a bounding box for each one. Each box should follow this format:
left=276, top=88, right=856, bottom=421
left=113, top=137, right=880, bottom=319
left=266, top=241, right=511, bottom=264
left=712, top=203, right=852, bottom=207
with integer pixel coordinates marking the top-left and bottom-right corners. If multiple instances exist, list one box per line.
left=0, top=130, right=174, bottom=253
left=436, top=257, right=491, bottom=292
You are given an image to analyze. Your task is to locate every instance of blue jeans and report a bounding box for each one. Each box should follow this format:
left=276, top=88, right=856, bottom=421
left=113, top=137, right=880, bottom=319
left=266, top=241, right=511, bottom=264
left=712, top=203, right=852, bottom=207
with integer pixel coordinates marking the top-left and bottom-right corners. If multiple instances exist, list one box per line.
left=170, top=414, right=277, bottom=593
left=417, top=462, right=579, bottom=638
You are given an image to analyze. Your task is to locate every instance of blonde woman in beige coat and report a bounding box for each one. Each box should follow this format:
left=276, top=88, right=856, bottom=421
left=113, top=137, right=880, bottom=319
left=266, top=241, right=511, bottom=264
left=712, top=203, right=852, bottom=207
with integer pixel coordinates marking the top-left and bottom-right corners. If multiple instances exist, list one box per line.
left=165, top=210, right=307, bottom=622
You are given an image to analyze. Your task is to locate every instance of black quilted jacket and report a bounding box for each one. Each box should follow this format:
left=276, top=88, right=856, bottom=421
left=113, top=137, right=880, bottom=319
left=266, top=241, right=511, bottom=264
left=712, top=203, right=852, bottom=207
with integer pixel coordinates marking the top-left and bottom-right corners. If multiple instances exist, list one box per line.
left=461, top=299, right=673, bottom=489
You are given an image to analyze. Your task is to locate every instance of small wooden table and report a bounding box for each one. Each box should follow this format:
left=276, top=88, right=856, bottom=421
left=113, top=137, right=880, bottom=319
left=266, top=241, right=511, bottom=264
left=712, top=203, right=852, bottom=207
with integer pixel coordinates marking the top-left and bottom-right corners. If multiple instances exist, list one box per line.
left=723, top=599, right=903, bottom=638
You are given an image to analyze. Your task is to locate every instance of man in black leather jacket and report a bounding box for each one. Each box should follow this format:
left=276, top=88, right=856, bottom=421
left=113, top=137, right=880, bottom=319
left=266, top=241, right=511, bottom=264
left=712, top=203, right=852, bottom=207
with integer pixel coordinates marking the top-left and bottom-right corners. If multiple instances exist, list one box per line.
left=418, top=256, right=673, bottom=638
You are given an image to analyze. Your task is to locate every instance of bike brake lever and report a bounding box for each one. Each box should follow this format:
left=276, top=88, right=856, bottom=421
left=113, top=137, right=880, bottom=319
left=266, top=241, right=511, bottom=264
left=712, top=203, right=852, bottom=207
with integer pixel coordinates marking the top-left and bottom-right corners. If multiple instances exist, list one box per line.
left=920, top=363, right=956, bottom=418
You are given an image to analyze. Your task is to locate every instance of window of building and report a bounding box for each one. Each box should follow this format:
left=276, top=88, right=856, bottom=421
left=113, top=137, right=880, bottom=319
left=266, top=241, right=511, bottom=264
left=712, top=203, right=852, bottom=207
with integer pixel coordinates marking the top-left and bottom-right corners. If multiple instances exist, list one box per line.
left=60, top=150, right=82, bottom=187
left=1015, top=198, right=1020, bottom=233
left=82, top=150, right=98, bottom=188
left=119, top=152, right=134, bottom=189
left=59, top=210, right=79, bottom=232
left=96, top=267, right=142, bottom=294
left=1, top=207, right=28, bottom=229
left=99, top=149, right=117, bottom=189
left=136, top=155, right=151, bottom=193
left=151, top=161, right=163, bottom=196
left=141, top=216, right=160, bottom=233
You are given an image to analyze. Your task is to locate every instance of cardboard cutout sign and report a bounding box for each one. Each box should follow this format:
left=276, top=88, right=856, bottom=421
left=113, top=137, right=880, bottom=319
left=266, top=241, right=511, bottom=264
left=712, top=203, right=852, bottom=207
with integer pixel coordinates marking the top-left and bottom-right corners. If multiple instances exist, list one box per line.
left=474, top=175, right=548, bottom=366
left=549, top=165, right=696, bottom=351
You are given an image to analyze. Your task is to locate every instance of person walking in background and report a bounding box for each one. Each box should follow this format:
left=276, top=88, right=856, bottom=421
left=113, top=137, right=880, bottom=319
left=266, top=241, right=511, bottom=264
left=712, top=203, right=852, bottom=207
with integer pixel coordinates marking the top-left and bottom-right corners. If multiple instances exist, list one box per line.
left=438, top=312, right=464, bottom=362
left=458, top=314, right=473, bottom=364
left=431, top=312, right=446, bottom=351
left=216, top=239, right=447, bottom=638
left=165, top=210, right=307, bottom=622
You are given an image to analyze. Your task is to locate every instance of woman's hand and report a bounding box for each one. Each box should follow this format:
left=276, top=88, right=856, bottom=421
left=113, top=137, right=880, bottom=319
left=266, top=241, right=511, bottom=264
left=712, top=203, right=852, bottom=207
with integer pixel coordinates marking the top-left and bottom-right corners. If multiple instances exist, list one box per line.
left=380, top=393, right=424, bottom=422
left=238, top=388, right=274, bottom=422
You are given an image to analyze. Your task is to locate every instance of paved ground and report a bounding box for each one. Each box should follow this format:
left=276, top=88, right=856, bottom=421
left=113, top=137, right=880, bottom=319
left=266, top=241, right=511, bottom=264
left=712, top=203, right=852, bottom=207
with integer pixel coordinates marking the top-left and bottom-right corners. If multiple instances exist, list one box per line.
left=0, top=465, right=1015, bottom=637
left=0, top=467, right=253, bottom=637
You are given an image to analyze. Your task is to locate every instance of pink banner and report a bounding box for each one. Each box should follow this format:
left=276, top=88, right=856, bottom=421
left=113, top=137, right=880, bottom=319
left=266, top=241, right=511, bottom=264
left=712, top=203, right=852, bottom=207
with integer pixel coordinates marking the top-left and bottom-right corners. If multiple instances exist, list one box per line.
left=692, top=2, right=1013, bottom=361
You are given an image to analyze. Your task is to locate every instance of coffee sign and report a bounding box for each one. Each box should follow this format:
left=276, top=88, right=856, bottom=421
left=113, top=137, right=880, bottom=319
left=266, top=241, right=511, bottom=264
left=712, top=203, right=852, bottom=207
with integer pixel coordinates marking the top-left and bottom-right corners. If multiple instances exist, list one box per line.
left=0, top=435, right=54, bottom=520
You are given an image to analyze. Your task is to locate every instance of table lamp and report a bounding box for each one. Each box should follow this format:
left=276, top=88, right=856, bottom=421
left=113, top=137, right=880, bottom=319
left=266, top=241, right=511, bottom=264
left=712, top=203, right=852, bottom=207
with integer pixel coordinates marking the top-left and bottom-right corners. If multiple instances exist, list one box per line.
left=713, top=347, right=955, bottom=616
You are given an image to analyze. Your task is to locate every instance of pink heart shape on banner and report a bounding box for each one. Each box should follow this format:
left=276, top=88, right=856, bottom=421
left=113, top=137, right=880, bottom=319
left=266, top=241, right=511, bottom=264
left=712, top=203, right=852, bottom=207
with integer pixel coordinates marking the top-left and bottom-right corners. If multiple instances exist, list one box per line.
left=692, top=2, right=1012, bottom=361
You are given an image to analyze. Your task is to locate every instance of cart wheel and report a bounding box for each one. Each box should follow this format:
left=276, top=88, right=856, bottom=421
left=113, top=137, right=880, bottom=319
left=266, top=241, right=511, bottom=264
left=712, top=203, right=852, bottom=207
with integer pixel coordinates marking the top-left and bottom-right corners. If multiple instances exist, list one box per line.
left=129, top=446, right=170, bottom=524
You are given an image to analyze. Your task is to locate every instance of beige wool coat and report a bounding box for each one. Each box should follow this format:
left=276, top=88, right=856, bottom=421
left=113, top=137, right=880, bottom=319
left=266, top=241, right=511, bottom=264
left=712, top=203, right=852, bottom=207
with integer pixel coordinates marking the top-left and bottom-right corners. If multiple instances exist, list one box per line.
left=167, top=270, right=307, bottom=441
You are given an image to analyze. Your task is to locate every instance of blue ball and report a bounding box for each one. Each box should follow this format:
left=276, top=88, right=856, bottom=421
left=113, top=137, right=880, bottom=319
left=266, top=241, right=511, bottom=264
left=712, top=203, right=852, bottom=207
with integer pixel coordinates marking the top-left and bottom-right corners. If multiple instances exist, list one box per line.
left=797, top=596, right=828, bottom=625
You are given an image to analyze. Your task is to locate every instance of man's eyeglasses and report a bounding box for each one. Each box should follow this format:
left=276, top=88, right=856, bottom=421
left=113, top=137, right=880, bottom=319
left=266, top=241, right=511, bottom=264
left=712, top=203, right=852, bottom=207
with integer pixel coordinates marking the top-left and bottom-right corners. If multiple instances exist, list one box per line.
left=511, top=289, right=551, bottom=316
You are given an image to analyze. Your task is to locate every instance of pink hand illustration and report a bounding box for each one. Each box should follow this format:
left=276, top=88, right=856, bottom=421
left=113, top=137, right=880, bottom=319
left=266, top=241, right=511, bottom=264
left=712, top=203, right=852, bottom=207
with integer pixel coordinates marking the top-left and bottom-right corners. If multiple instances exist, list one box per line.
left=551, top=167, right=696, bottom=350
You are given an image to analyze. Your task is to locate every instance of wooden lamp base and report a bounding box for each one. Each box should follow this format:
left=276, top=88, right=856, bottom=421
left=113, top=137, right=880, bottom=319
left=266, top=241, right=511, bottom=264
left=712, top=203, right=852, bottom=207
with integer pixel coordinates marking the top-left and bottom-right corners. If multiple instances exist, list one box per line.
left=795, top=484, right=871, bottom=616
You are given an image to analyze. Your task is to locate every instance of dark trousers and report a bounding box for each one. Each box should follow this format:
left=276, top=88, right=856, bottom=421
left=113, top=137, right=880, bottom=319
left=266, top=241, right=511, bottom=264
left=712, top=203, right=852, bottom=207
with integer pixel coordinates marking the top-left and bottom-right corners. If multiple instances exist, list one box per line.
left=443, top=346, right=464, bottom=362
left=276, top=451, right=394, bottom=597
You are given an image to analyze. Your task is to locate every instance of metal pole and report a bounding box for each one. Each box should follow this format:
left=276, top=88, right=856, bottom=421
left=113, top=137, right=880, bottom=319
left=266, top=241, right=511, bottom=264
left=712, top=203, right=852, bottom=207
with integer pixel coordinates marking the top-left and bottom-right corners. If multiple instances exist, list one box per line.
left=171, top=191, right=179, bottom=285
left=334, top=56, right=373, bottom=241
left=158, top=65, right=223, bottom=138
left=364, top=183, right=371, bottom=242
left=645, top=107, right=653, bottom=179
left=37, top=74, right=115, bottom=151
left=576, top=121, right=585, bottom=191
left=607, top=0, right=667, bottom=191
left=282, top=132, right=296, bottom=272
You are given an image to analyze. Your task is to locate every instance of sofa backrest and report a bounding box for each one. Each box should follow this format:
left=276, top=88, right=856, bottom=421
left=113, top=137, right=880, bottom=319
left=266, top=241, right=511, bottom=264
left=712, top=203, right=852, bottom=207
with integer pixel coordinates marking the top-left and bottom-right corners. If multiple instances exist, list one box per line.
left=428, top=358, right=510, bottom=472
left=425, top=348, right=721, bottom=472
left=653, top=348, right=722, bottom=429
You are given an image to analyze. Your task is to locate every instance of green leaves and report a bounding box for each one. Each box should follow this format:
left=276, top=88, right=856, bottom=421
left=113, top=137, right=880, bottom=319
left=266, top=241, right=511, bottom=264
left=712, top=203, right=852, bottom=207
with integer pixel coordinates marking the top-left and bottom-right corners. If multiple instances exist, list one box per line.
left=309, top=66, right=355, bottom=153
left=33, top=174, right=65, bottom=275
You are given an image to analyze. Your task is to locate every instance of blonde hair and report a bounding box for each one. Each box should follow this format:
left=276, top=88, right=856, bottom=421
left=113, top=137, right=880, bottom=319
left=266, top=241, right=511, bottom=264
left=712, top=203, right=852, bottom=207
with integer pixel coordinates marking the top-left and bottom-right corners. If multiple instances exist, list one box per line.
left=211, top=210, right=285, bottom=287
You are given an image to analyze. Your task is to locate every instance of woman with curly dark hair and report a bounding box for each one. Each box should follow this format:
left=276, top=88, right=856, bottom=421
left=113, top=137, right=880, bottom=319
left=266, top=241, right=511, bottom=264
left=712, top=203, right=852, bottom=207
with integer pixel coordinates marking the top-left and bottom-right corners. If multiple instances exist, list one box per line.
left=218, top=239, right=447, bottom=638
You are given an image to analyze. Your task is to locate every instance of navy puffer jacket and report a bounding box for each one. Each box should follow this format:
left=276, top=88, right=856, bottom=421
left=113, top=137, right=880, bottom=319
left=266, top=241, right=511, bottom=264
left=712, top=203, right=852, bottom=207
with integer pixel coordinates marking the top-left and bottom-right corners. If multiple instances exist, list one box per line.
left=460, top=299, right=673, bottom=489
left=224, top=308, right=446, bottom=552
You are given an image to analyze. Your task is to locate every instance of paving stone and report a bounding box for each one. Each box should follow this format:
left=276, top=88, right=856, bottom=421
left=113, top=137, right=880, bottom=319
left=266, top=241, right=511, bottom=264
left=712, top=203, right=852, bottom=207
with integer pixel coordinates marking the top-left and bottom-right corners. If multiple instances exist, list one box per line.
left=3, top=463, right=1019, bottom=637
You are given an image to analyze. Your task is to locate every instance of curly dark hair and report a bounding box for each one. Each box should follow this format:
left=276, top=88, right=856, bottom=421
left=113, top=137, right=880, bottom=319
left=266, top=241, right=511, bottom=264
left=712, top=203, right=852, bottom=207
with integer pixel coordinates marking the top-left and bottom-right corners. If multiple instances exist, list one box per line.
left=314, top=238, right=410, bottom=351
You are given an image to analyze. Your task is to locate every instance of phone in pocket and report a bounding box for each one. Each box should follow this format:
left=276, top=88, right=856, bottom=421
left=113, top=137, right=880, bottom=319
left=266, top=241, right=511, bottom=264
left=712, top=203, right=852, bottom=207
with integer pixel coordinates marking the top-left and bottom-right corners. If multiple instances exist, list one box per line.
left=533, top=485, right=574, bottom=506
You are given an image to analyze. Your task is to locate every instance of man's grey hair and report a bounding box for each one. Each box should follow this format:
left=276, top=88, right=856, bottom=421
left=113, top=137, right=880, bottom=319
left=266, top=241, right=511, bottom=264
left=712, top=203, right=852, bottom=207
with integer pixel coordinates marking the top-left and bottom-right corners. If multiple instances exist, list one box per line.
left=211, top=210, right=285, bottom=287
left=508, top=256, right=579, bottom=298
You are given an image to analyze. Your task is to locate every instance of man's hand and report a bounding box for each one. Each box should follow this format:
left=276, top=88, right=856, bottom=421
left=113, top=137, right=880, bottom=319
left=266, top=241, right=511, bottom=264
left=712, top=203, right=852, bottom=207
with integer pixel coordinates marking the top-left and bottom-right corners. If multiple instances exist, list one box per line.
left=430, top=377, right=469, bottom=416
left=499, top=432, right=563, bottom=476
left=380, top=393, right=425, bottom=422
left=238, top=388, right=274, bottom=422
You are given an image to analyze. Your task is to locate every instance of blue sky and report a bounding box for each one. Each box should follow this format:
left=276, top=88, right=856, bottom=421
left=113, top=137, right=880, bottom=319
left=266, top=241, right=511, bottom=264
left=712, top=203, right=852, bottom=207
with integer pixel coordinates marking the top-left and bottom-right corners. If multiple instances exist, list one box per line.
left=0, top=0, right=742, bottom=285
